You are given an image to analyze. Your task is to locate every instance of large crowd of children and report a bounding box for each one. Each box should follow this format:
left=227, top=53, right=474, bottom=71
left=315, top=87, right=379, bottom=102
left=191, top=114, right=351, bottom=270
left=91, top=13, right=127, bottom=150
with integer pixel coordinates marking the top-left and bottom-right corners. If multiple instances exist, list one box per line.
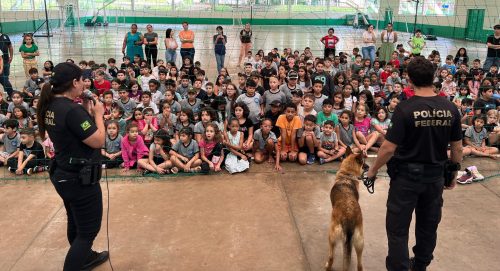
left=0, top=29, right=499, bottom=181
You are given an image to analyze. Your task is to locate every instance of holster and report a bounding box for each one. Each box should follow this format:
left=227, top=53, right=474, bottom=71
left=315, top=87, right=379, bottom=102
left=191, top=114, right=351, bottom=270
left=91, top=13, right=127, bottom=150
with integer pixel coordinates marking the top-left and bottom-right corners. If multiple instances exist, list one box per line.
left=79, top=164, right=102, bottom=186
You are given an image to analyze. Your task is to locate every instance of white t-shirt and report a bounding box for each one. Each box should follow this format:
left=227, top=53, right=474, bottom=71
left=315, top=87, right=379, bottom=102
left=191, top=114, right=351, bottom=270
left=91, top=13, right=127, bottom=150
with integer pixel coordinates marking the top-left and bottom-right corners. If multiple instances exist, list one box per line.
left=362, top=31, right=376, bottom=47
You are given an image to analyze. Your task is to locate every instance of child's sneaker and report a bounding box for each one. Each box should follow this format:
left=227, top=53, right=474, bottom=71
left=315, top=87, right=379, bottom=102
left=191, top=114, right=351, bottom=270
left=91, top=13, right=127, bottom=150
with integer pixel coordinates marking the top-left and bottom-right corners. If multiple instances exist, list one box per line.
left=33, top=166, right=48, bottom=173
left=319, top=158, right=326, bottom=165
left=306, top=154, right=316, bottom=165
left=457, top=171, right=473, bottom=184
left=468, top=166, right=484, bottom=182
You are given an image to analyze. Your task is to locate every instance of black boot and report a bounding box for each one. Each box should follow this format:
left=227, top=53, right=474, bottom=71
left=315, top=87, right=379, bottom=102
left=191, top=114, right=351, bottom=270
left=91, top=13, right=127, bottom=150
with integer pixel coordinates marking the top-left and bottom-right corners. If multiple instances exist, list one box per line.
left=409, top=257, right=427, bottom=271
left=80, top=250, right=109, bottom=271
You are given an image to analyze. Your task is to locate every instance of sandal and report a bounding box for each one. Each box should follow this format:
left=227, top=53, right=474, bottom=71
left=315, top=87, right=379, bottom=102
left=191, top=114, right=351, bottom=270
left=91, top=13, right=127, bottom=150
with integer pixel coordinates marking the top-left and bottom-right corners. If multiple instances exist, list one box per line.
left=170, top=167, right=179, bottom=174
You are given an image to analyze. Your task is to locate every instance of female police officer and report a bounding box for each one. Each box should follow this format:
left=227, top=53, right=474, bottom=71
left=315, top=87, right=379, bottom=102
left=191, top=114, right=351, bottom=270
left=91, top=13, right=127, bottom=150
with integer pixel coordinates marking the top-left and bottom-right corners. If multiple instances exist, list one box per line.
left=367, top=57, right=463, bottom=271
left=37, top=62, right=109, bottom=271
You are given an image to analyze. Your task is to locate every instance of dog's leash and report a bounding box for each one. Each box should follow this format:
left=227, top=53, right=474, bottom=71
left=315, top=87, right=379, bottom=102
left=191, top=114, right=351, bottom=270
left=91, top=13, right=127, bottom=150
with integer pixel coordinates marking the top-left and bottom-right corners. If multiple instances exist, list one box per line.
left=361, top=159, right=376, bottom=194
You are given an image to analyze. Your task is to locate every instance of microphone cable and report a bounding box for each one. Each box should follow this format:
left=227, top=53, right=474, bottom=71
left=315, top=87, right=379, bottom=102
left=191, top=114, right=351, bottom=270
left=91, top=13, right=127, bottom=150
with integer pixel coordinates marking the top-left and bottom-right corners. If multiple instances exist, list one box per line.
left=104, top=165, right=115, bottom=271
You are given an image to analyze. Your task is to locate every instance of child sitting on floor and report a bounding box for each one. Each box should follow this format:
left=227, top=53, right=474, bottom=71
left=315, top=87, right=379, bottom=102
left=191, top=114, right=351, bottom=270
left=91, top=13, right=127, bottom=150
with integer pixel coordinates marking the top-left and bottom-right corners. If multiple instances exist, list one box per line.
left=252, top=118, right=281, bottom=171
left=8, top=128, right=47, bottom=175
left=170, top=127, right=202, bottom=172
left=317, top=120, right=346, bottom=164
left=463, top=115, right=498, bottom=159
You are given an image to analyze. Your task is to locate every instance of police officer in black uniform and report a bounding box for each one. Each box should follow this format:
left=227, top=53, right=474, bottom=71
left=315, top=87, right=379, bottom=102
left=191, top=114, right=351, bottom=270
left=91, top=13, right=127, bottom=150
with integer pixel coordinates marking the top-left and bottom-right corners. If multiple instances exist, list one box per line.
left=366, top=57, right=463, bottom=271
left=37, top=62, right=109, bottom=271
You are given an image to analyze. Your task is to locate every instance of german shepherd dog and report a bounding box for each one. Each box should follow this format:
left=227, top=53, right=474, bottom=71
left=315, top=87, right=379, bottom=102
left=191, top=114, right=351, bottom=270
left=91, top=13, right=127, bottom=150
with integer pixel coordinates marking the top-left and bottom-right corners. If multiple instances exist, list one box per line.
left=325, top=148, right=365, bottom=271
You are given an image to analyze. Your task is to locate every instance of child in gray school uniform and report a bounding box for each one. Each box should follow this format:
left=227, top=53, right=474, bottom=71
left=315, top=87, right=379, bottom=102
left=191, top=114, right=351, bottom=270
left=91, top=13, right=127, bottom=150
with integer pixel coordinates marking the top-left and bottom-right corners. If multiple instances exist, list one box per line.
left=0, top=119, right=20, bottom=166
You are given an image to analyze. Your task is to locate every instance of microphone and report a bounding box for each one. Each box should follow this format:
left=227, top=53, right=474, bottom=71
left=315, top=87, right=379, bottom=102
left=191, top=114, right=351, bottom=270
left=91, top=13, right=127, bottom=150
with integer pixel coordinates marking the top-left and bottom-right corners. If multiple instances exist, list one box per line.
left=83, top=90, right=96, bottom=105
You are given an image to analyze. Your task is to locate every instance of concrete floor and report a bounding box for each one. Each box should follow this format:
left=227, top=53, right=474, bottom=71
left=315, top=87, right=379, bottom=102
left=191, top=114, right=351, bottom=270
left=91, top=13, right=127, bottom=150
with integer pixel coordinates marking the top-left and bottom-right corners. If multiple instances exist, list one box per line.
left=0, top=157, right=499, bottom=271
left=3, top=24, right=489, bottom=89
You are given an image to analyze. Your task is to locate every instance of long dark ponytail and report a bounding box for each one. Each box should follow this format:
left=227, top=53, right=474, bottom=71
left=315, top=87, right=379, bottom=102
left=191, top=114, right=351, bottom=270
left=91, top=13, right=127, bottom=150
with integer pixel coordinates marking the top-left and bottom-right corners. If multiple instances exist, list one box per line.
left=37, top=62, right=82, bottom=139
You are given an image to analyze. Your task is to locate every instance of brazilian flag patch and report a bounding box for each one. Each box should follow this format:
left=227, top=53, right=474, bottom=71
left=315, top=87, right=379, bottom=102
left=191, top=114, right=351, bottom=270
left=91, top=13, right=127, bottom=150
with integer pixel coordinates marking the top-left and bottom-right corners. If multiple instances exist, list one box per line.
left=81, top=120, right=91, bottom=131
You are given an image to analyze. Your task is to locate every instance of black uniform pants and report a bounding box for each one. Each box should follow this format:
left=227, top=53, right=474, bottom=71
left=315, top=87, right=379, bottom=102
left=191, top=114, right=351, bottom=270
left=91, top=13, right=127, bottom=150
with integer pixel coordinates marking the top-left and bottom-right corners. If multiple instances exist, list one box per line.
left=50, top=170, right=103, bottom=271
left=145, top=45, right=158, bottom=67
left=386, top=175, right=443, bottom=271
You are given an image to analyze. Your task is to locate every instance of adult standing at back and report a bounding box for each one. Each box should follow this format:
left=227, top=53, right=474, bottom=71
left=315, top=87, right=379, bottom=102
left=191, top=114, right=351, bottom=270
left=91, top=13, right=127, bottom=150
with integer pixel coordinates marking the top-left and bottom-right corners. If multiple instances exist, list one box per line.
left=238, top=23, right=253, bottom=67
left=320, top=28, right=339, bottom=59
left=483, top=24, right=500, bottom=71
left=122, top=24, right=144, bottom=59
left=213, top=26, right=227, bottom=73
left=380, top=23, right=398, bottom=63
left=367, top=56, right=463, bottom=271
left=164, top=28, right=178, bottom=64
left=143, top=24, right=159, bottom=67
left=361, top=24, right=377, bottom=63
left=19, top=33, right=39, bottom=78
left=179, top=21, right=195, bottom=61
left=0, top=28, right=14, bottom=97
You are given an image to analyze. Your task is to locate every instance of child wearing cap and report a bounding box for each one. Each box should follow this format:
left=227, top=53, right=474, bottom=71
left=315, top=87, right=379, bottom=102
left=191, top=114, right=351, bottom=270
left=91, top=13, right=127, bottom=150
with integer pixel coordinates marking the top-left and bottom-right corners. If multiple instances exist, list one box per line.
left=264, top=100, right=283, bottom=138
left=180, top=87, right=203, bottom=120
left=262, top=76, right=287, bottom=113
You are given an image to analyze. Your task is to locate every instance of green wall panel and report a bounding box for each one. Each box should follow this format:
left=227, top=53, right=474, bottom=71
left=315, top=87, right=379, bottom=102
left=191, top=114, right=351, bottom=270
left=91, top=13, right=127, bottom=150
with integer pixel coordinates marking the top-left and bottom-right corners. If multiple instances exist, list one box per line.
left=0, top=15, right=494, bottom=43
left=0, top=19, right=60, bottom=34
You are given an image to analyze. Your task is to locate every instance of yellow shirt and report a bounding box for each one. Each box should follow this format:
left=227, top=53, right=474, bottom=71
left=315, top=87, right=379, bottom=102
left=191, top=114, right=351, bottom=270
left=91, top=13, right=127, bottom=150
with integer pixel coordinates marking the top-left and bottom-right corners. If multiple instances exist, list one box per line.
left=276, top=114, right=302, bottom=145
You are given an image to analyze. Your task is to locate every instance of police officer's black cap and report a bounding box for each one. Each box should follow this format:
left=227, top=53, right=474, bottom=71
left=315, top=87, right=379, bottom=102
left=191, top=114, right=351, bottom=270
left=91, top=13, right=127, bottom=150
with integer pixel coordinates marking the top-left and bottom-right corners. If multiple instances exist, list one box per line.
left=246, top=79, right=257, bottom=88
left=50, top=62, right=83, bottom=86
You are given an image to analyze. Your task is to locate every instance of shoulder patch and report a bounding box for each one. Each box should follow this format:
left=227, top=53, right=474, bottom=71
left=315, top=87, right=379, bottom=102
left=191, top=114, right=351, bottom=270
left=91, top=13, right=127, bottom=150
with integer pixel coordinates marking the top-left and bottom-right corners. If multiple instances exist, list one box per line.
left=81, top=120, right=91, bottom=131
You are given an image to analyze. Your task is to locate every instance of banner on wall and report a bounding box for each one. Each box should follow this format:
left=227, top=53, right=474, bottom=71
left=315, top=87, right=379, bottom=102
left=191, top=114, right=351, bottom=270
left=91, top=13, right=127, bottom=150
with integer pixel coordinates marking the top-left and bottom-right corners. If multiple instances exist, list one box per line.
left=398, top=0, right=455, bottom=16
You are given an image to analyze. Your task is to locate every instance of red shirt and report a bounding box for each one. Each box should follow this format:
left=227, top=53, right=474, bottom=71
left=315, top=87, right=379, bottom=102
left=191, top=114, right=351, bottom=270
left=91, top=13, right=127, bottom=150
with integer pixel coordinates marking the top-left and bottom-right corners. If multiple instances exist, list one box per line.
left=321, top=35, right=339, bottom=49
left=403, top=86, right=415, bottom=98
left=380, top=71, right=391, bottom=84
left=94, top=80, right=111, bottom=95
left=390, top=59, right=400, bottom=69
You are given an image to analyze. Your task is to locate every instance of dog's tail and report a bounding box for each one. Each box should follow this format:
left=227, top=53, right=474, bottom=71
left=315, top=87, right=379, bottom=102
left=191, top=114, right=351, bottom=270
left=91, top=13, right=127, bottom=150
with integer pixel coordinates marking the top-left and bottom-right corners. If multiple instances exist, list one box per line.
left=342, top=224, right=354, bottom=269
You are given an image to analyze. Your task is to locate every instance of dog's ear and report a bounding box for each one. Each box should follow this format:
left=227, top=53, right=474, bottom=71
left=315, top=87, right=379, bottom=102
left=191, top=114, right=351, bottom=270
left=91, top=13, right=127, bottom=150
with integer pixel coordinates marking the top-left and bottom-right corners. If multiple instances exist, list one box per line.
left=355, top=152, right=364, bottom=164
left=345, top=146, right=353, bottom=156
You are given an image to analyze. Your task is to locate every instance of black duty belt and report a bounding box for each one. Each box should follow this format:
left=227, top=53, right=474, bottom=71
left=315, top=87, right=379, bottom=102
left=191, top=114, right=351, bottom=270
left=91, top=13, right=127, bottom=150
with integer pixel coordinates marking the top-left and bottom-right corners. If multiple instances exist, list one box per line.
left=395, top=163, right=444, bottom=182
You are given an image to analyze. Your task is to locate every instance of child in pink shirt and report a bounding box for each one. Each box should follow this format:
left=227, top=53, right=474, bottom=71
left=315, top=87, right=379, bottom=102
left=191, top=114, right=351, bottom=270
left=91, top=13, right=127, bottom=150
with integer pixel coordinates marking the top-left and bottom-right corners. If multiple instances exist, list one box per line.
left=121, top=123, right=149, bottom=171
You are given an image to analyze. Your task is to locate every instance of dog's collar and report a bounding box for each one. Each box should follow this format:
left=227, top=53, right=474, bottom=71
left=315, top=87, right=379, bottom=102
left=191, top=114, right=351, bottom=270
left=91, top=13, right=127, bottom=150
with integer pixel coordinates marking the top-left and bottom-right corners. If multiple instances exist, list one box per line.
left=337, top=172, right=361, bottom=181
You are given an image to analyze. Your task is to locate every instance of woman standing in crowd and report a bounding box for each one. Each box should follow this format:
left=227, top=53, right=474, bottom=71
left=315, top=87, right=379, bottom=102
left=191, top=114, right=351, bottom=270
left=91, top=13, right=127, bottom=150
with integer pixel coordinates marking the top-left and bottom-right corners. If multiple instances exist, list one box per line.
left=213, top=26, right=227, bottom=73
left=122, top=24, right=144, bottom=59
left=19, top=33, right=39, bottom=77
left=143, top=24, right=159, bottom=67
left=238, top=23, right=252, bottom=67
left=380, top=23, right=398, bottom=63
left=179, top=21, right=195, bottom=61
left=164, top=28, right=178, bottom=64
left=361, top=24, right=377, bottom=63
left=320, top=28, right=339, bottom=59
